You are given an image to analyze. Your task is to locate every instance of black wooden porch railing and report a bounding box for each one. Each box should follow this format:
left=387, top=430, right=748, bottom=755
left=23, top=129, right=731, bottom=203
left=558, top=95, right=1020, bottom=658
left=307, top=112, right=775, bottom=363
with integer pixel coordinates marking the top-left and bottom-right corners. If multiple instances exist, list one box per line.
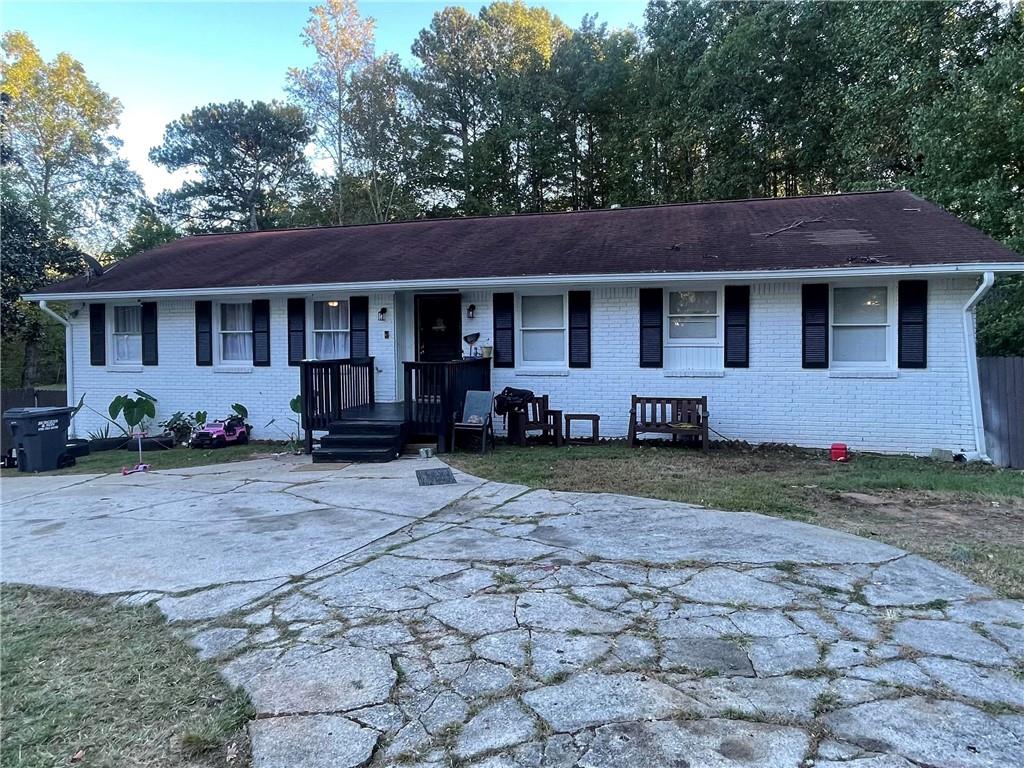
left=404, top=358, right=490, bottom=452
left=299, top=357, right=375, bottom=451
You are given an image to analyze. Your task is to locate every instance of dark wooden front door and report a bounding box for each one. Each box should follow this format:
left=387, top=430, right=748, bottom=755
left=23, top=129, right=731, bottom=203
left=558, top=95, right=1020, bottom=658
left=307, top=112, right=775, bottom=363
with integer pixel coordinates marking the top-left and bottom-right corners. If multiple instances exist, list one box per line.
left=416, top=293, right=462, bottom=362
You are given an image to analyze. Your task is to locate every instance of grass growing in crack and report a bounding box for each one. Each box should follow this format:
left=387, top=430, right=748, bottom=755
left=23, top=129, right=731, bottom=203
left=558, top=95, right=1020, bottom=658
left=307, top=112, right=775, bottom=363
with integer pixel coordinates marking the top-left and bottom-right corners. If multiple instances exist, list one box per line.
left=812, top=691, right=841, bottom=716
left=492, top=570, right=518, bottom=586
left=446, top=444, right=1024, bottom=597
left=1, top=584, right=253, bottom=768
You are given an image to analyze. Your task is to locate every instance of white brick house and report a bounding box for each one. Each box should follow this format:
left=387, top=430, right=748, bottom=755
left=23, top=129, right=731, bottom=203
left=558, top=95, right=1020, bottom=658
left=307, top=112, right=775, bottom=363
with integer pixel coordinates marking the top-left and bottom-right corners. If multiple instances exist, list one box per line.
left=28, top=191, right=1023, bottom=459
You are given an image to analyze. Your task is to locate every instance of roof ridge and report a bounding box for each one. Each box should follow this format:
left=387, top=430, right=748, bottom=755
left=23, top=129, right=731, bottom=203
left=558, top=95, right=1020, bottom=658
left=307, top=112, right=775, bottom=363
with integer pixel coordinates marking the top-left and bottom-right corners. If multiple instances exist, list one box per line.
left=187, top=189, right=907, bottom=240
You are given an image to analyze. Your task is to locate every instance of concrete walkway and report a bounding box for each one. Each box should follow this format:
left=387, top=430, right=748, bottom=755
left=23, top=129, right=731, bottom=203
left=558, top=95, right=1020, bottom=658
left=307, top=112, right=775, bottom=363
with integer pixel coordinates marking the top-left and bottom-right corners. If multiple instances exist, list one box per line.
left=2, top=457, right=1022, bottom=767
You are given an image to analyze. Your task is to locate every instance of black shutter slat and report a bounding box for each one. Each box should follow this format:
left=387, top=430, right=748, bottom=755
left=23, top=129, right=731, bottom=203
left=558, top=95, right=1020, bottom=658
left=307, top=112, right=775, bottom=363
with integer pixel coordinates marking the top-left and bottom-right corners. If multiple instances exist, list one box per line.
left=568, top=290, right=591, bottom=368
left=493, top=292, right=515, bottom=368
left=141, top=302, right=158, bottom=366
left=802, top=284, right=829, bottom=369
left=639, top=288, right=663, bottom=368
left=195, top=301, right=213, bottom=366
left=252, top=299, right=271, bottom=366
left=350, top=296, right=369, bottom=358
left=898, top=280, right=928, bottom=369
left=724, top=285, right=750, bottom=368
left=89, top=303, right=105, bottom=366
left=287, top=298, right=306, bottom=365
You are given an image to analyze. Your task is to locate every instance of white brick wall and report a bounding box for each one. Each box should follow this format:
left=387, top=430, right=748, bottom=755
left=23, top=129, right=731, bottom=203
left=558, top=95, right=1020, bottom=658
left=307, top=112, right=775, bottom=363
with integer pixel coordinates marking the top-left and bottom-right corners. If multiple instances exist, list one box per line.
left=470, top=279, right=979, bottom=455
left=68, top=293, right=397, bottom=441
left=67, top=278, right=980, bottom=455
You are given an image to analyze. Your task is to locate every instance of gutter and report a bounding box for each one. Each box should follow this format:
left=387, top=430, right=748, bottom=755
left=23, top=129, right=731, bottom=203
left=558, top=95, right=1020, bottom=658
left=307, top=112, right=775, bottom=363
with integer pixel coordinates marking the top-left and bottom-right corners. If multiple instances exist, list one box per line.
left=37, top=301, right=76, bottom=437
left=962, top=272, right=995, bottom=462
left=22, top=261, right=1024, bottom=302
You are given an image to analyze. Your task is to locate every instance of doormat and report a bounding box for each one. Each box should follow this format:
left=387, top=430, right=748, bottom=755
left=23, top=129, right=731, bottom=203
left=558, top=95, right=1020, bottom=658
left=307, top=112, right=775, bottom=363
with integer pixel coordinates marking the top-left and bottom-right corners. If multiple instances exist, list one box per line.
left=416, top=467, right=456, bottom=486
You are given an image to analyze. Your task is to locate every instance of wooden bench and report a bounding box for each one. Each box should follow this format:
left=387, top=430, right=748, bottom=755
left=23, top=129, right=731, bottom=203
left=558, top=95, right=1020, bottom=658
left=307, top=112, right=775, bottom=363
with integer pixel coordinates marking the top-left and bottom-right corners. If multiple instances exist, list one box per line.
left=627, top=395, right=709, bottom=452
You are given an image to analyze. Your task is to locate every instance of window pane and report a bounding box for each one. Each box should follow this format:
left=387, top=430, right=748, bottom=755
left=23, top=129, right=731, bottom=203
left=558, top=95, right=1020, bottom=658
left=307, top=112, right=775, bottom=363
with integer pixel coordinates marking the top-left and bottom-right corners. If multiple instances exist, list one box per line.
left=114, top=334, right=141, bottom=362
left=314, top=300, right=348, bottom=331
left=314, top=331, right=347, bottom=359
left=222, top=332, right=253, bottom=361
left=834, top=287, right=887, bottom=324
left=114, top=305, right=141, bottom=333
left=221, top=303, right=252, bottom=332
left=669, top=290, right=717, bottom=315
left=521, top=295, right=564, bottom=328
left=669, top=317, right=717, bottom=339
left=522, top=329, right=565, bottom=362
left=833, top=326, right=887, bottom=362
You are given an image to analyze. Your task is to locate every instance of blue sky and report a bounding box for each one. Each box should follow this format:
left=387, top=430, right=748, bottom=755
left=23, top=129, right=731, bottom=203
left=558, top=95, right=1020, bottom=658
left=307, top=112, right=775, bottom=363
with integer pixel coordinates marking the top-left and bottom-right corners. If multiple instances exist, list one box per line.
left=4, top=1, right=646, bottom=195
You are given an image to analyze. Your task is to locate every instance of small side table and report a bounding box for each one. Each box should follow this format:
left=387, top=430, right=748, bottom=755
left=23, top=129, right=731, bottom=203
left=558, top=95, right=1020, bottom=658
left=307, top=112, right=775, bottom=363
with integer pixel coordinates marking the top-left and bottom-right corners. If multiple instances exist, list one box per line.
left=564, top=413, right=600, bottom=445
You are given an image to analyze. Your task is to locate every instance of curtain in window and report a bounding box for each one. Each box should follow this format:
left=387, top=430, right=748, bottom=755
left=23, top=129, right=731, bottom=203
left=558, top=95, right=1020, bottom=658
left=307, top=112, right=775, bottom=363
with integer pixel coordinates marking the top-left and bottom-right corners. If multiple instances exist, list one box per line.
left=220, top=303, right=253, bottom=361
left=113, top=306, right=142, bottom=362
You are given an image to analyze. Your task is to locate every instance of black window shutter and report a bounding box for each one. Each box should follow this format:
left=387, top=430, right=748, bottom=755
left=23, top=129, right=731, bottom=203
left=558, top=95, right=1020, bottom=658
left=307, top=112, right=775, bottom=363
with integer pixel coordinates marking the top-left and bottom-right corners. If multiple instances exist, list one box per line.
left=724, top=285, right=750, bottom=368
left=898, top=280, right=928, bottom=369
left=639, top=288, right=663, bottom=368
left=493, top=292, right=515, bottom=368
left=195, top=301, right=213, bottom=366
left=568, top=290, right=591, bottom=368
left=89, top=303, right=106, bottom=366
left=287, top=298, right=306, bottom=365
left=252, top=299, right=271, bottom=366
left=350, top=296, right=369, bottom=358
left=141, top=302, right=158, bottom=366
left=802, top=283, right=829, bottom=369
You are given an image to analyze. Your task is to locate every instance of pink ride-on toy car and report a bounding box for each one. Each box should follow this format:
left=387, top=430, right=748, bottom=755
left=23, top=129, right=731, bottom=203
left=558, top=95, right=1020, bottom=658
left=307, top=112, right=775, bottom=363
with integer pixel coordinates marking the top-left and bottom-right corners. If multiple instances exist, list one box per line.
left=189, top=415, right=251, bottom=449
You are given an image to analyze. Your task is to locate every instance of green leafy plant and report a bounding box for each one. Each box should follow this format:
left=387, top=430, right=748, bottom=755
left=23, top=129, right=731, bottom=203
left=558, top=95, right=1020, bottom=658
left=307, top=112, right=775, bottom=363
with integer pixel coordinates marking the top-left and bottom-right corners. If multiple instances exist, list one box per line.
left=231, top=403, right=248, bottom=419
left=86, top=424, right=112, bottom=441
left=159, top=410, right=208, bottom=445
left=109, top=390, right=157, bottom=435
left=263, top=395, right=303, bottom=454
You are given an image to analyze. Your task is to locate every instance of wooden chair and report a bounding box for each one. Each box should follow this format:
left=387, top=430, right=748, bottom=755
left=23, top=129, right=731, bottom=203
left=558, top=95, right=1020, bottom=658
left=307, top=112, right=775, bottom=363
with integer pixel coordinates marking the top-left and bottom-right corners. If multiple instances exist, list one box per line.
left=453, top=390, right=495, bottom=454
left=523, top=394, right=563, bottom=446
left=628, top=395, right=709, bottom=452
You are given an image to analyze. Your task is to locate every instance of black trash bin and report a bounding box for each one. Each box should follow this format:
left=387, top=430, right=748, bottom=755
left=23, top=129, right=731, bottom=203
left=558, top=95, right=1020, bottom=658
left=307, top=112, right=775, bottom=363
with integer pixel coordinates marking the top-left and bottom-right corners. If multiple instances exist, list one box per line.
left=3, top=406, right=77, bottom=472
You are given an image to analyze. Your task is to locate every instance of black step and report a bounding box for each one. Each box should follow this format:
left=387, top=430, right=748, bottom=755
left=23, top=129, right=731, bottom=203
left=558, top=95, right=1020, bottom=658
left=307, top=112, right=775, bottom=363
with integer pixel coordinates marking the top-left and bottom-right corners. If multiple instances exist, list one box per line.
left=320, top=433, right=401, bottom=449
left=312, top=445, right=399, bottom=463
left=328, top=420, right=404, bottom=437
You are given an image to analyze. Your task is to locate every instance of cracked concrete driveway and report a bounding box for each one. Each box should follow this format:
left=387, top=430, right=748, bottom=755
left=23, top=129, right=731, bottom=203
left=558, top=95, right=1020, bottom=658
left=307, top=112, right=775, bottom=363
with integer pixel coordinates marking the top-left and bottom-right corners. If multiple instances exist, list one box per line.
left=3, top=457, right=1023, bottom=768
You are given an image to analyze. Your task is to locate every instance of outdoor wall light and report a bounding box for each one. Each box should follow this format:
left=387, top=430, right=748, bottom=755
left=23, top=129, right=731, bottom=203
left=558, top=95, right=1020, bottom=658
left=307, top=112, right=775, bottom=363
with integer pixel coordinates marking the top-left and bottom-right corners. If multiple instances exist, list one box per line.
left=378, top=307, right=388, bottom=321
left=467, top=304, right=476, bottom=319
left=327, top=300, right=340, bottom=307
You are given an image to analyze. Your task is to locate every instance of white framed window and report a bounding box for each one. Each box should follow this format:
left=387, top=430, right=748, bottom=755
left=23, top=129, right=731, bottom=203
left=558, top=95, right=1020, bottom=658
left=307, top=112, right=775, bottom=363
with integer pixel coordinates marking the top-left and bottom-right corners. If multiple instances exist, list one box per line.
left=218, top=302, right=253, bottom=363
left=830, top=284, right=893, bottom=367
left=111, top=305, right=142, bottom=364
left=519, top=292, right=567, bottom=366
left=666, top=289, right=722, bottom=346
left=312, top=299, right=350, bottom=359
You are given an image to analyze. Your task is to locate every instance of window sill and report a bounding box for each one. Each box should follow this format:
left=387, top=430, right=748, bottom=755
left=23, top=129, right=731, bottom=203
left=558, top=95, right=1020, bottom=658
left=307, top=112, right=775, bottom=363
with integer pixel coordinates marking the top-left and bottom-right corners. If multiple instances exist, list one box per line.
left=664, top=369, right=725, bottom=378
left=515, top=368, right=570, bottom=377
left=214, top=365, right=254, bottom=374
left=105, top=364, right=143, bottom=373
left=829, top=369, right=898, bottom=379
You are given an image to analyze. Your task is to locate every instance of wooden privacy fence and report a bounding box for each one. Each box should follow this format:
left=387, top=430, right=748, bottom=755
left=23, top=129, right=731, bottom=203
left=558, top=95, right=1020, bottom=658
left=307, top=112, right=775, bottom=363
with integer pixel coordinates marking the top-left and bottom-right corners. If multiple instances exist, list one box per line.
left=1, top=388, right=67, bottom=454
left=978, top=357, right=1024, bottom=469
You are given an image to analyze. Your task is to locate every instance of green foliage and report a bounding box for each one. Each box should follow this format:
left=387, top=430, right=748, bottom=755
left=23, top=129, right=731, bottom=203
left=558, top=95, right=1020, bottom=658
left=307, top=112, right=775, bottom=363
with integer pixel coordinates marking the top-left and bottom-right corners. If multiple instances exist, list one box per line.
left=158, top=410, right=208, bottom=444
left=149, top=100, right=314, bottom=232
left=230, top=403, right=248, bottom=419
left=106, top=202, right=180, bottom=261
left=977, top=276, right=1024, bottom=357
left=108, top=390, right=158, bottom=434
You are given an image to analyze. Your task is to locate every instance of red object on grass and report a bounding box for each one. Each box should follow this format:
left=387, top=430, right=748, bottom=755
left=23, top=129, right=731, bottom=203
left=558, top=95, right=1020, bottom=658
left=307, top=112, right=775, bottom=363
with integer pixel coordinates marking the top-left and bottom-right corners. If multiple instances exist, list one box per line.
left=830, top=443, right=849, bottom=462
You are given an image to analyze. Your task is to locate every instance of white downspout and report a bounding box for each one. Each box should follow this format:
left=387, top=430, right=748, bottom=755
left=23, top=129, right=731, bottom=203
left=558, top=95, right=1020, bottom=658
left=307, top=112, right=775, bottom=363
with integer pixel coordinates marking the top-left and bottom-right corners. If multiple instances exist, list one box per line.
left=37, top=300, right=76, bottom=437
left=962, top=272, right=995, bottom=462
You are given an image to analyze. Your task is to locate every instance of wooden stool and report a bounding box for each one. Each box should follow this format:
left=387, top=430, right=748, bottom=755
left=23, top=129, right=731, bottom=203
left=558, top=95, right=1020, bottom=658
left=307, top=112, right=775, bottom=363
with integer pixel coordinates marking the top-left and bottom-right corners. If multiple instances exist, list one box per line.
left=564, top=413, right=600, bottom=445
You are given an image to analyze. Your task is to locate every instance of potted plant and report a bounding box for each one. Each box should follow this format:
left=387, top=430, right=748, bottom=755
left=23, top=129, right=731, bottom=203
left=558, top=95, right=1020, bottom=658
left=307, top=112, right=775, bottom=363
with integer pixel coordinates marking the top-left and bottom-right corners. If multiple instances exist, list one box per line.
left=160, top=410, right=207, bottom=445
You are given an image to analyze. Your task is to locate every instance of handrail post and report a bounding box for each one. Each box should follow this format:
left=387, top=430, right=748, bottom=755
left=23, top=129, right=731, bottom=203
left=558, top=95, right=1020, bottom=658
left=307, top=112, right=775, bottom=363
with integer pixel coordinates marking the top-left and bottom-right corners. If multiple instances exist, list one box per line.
left=299, top=360, right=312, bottom=454
left=367, top=356, right=375, bottom=405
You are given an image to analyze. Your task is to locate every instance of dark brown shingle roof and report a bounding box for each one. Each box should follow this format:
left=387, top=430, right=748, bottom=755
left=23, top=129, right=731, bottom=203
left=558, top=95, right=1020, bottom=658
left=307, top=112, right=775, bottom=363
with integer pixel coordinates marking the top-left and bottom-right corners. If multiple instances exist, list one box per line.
left=33, top=191, right=1022, bottom=296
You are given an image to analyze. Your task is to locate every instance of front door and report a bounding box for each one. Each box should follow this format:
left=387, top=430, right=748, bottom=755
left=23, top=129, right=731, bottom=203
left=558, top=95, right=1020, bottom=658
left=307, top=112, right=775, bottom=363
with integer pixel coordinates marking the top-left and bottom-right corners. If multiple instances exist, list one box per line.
left=416, top=293, right=462, bottom=362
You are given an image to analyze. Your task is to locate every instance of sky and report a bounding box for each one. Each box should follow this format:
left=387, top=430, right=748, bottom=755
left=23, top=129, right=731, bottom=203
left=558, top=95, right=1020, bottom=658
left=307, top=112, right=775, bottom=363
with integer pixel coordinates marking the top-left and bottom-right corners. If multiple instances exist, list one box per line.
left=4, top=0, right=647, bottom=196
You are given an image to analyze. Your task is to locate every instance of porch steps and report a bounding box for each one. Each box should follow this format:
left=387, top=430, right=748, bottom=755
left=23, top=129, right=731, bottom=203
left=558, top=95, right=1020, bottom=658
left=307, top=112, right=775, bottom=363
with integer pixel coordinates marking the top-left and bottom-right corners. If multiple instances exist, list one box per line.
left=312, top=418, right=405, bottom=464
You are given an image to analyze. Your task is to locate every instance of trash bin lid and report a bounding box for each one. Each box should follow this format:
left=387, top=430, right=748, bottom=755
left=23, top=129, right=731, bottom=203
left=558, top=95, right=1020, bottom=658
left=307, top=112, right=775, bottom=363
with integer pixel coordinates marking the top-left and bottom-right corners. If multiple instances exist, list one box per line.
left=3, top=406, right=75, bottom=419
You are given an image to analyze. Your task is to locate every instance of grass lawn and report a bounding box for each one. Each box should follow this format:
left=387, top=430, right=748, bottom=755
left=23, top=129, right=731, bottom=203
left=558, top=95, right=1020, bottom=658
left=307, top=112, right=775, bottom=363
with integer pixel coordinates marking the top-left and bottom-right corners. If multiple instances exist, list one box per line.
left=447, top=443, right=1024, bottom=598
left=1, top=442, right=287, bottom=477
left=0, top=585, right=252, bottom=768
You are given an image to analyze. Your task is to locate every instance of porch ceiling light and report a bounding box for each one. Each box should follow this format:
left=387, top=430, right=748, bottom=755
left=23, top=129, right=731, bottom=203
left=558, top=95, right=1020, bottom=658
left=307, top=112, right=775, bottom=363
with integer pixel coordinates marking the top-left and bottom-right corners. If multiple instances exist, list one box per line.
left=467, top=304, right=476, bottom=319
left=327, top=300, right=339, bottom=307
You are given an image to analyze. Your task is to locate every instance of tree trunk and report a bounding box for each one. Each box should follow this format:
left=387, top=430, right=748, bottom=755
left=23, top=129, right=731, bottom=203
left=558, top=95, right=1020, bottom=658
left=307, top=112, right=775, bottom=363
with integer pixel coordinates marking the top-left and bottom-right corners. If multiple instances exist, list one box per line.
left=21, top=337, right=40, bottom=388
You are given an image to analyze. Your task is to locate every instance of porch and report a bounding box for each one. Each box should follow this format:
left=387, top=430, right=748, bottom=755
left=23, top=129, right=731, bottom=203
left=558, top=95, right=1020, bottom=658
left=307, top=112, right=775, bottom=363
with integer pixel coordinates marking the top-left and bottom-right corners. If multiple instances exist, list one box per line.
left=299, top=356, right=491, bottom=461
